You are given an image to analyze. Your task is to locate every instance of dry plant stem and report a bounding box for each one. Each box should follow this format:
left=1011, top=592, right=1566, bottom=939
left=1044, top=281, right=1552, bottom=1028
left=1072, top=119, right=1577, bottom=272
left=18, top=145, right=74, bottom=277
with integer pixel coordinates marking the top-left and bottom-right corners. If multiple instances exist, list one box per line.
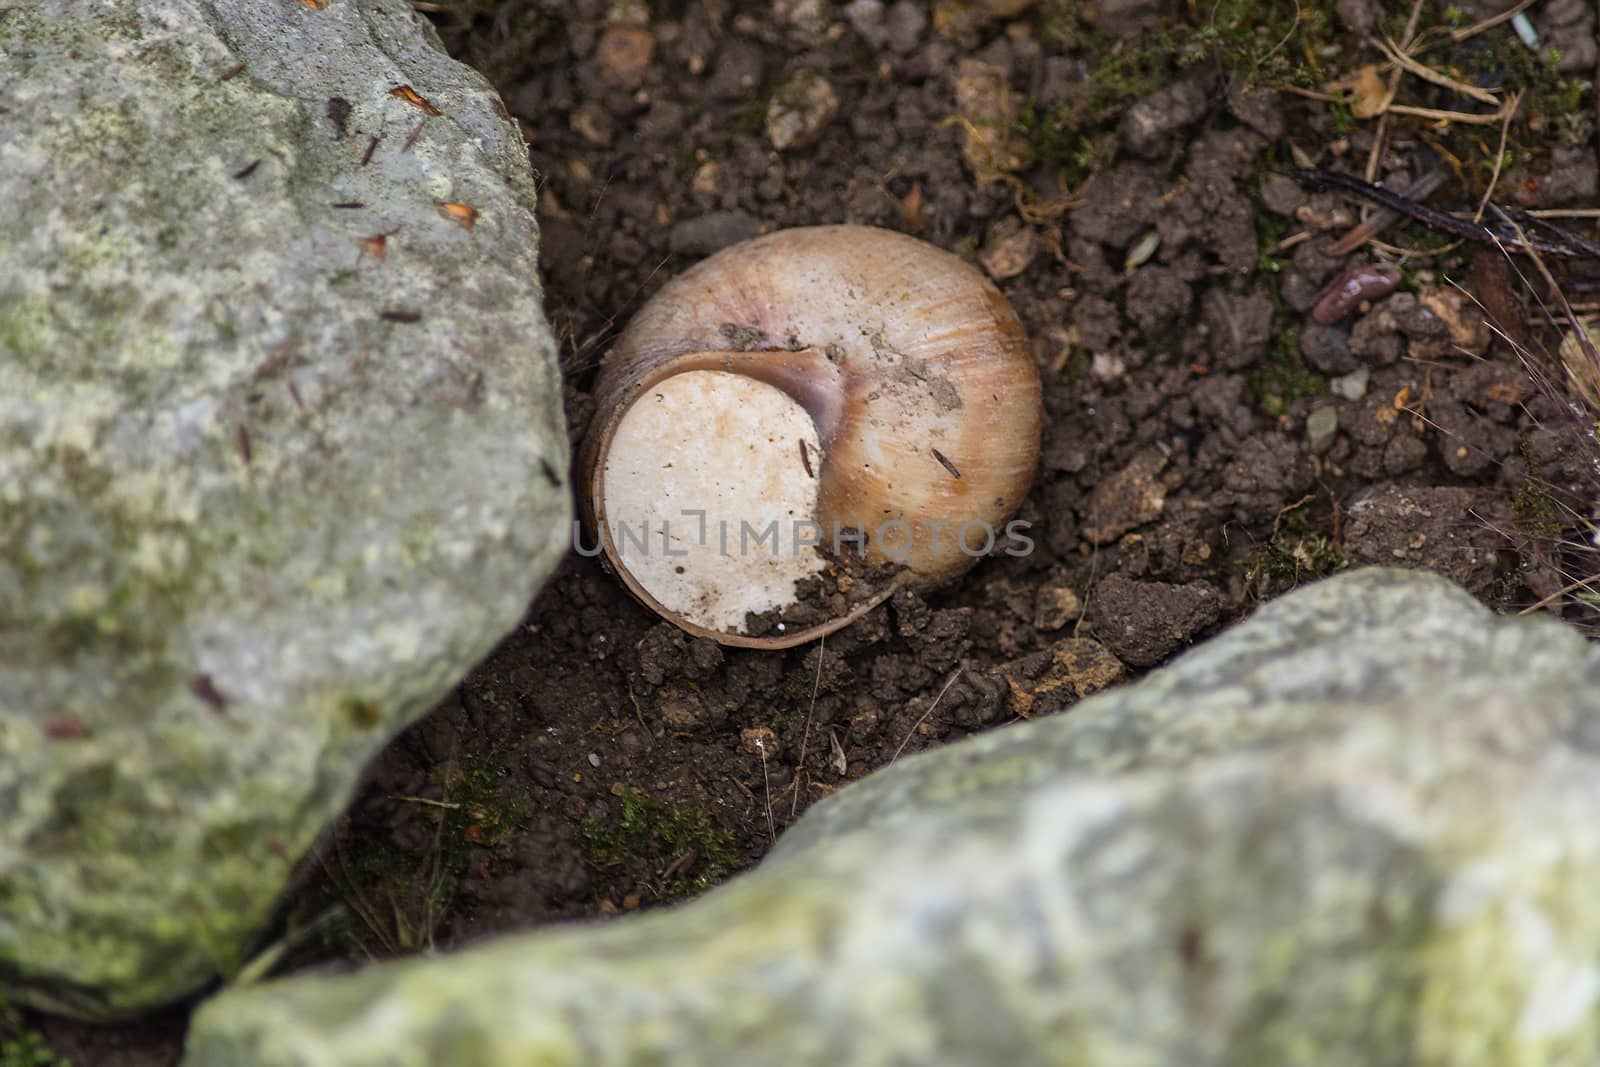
left=1374, top=36, right=1499, bottom=105
left=790, top=634, right=826, bottom=821
left=1298, top=169, right=1598, bottom=258
left=757, top=738, right=776, bottom=844
left=1519, top=573, right=1600, bottom=616
left=1363, top=0, right=1427, bottom=185
left=1268, top=231, right=1315, bottom=256
left=1443, top=0, right=1538, bottom=46
left=1385, top=102, right=1518, bottom=126
left=1368, top=237, right=1463, bottom=259
left=1406, top=0, right=1538, bottom=56
left=892, top=667, right=964, bottom=763
left=387, top=795, right=461, bottom=810
left=1498, top=211, right=1581, bottom=323
left=1475, top=91, right=1524, bottom=223
left=1325, top=165, right=1450, bottom=256
left=1492, top=215, right=1600, bottom=453
left=1282, top=86, right=1339, bottom=103
left=1364, top=113, right=1392, bottom=185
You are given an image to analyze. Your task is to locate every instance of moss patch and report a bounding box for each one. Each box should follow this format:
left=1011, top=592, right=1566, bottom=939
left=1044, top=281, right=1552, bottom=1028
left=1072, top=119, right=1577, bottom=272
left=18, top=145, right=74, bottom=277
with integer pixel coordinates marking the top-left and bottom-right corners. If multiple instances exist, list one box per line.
left=0, top=995, right=71, bottom=1067
left=580, top=789, right=739, bottom=899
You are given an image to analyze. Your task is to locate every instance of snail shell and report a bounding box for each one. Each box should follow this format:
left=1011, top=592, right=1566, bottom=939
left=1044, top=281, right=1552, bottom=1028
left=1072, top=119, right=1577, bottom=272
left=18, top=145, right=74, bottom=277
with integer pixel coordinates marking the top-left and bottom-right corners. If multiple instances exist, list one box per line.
left=580, top=224, right=1042, bottom=649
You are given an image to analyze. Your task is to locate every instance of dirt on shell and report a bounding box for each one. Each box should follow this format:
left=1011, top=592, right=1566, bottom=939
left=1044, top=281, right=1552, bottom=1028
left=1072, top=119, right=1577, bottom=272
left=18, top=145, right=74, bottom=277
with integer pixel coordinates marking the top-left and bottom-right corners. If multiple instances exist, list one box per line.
left=25, top=0, right=1600, bottom=1061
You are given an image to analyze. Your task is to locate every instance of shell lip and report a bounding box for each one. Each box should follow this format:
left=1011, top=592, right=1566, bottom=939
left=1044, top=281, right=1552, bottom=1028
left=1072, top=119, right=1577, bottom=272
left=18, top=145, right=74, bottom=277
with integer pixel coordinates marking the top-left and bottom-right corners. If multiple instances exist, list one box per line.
left=612, top=572, right=902, bottom=650
left=584, top=347, right=888, bottom=648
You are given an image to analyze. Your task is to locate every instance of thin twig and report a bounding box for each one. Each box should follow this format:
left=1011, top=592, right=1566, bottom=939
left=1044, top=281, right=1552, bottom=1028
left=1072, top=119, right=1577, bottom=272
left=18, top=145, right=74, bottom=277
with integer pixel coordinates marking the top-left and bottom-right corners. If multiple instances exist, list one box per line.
left=1386, top=102, right=1517, bottom=126
left=1445, top=0, right=1537, bottom=45
left=1374, top=36, right=1499, bottom=104
left=1366, top=236, right=1464, bottom=259
left=790, top=635, right=825, bottom=820
left=892, top=667, right=964, bottom=763
left=1363, top=0, right=1426, bottom=184
left=1324, top=164, right=1450, bottom=256
left=756, top=738, right=776, bottom=843
left=1267, top=231, right=1314, bottom=255
left=1519, top=573, right=1600, bottom=615
left=386, top=795, right=462, bottom=810
left=1474, top=91, right=1523, bottom=223
left=1281, top=85, right=1340, bottom=103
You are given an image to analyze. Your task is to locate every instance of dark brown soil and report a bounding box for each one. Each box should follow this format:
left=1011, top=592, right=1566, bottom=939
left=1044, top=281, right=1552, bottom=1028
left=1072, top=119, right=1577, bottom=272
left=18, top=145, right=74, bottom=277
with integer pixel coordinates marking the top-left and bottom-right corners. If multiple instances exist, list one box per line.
left=22, top=1, right=1600, bottom=1062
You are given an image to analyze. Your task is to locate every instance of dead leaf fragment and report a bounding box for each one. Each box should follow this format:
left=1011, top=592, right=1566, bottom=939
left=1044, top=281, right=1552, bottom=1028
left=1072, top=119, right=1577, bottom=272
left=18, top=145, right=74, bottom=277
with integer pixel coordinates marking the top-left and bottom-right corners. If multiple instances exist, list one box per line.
left=1324, top=65, right=1393, bottom=119
left=356, top=233, right=388, bottom=261
left=389, top=84, right=442, bottom=117
left=297, top=0, right=329, bottom=8
left=437, top=201, right=480, bottom=231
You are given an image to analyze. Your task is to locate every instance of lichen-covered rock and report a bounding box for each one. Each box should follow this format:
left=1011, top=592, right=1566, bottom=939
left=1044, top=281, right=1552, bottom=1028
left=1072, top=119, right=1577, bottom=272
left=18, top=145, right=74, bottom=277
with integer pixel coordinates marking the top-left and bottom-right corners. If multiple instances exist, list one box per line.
left=0, top=0, right=567, bottom=1018
left=184, top=569, right=1600, bottom=1066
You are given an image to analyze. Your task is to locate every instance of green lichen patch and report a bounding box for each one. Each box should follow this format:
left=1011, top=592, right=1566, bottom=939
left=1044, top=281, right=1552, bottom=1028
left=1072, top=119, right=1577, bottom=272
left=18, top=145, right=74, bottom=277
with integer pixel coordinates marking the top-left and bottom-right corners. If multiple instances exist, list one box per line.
left=0, top=0, right=569, bottom=1019
left=183, top=572, right=1600, bottom=1067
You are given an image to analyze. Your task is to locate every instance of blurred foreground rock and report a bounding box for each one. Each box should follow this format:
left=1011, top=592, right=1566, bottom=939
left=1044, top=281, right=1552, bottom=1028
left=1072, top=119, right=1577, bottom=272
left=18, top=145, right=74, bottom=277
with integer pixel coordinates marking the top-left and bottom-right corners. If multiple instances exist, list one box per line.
left=185, top=570, right=1600, bottom=1066
left=0, top=0, right=567, bottom=1018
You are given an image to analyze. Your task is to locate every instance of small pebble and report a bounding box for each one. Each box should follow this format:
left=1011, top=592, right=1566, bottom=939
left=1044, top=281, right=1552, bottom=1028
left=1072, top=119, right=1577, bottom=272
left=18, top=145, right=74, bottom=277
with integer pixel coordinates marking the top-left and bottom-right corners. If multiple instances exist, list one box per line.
left=884, top=1, right=928, bottom=53
left=1090, top=351, right=1126, bottom=383
left=776, top=0, right=828, bottom=36
left=766, top=72, right=839, bottom=151
left=844, top=0, right=891, bottom=49
left=978, top=218, right=1038, bottom=280
left=587, top=752, right=601, bottom=768
left=1299, top=321, right=1358, bottom=375
left=1032, top=585, right=1082, bottom=632
left=1258, top=173, right=1307, bottom=217
left=1306, top=406, right=1339, bottom=454
left=1330, top=366, right=1370, bottom=401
